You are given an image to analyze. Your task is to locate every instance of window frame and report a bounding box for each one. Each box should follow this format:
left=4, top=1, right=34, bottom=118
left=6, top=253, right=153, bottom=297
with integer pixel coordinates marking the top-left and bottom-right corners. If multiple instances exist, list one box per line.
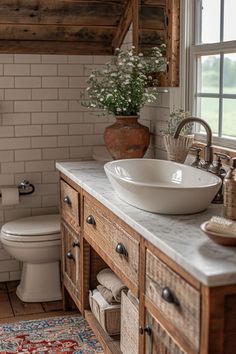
left=189, top=0, right=236, bottom=149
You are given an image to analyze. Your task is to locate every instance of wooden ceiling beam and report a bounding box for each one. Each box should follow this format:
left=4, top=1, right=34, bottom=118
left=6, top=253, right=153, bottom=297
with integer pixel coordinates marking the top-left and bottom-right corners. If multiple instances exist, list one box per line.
left=132, top=0, right=139, bottom=51
left=112, top=0, right=133, bottom=50
left=0, top=24, right=115, bottom=43
left=0, top=0, right=124, bottom=27
left=0, top=40, right=113, bottom=55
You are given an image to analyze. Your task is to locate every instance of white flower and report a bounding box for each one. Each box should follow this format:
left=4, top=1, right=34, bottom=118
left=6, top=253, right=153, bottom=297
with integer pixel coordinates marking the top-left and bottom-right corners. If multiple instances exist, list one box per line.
left=82, top=45, right=166, bottom=116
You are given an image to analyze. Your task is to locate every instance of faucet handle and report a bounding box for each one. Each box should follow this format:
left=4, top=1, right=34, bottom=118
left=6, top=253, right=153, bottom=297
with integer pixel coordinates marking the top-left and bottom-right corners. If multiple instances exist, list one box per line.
left=214, top=152, right=231, bottom=162
left=210, top=152, right=230, bottom=176
left=213, top=152, right=230, bottom=171
left=231, top=156, right=236, bottom=169
left=190, top=147, right=202, bottom=168
left=190, top=147, right=202, bottom=154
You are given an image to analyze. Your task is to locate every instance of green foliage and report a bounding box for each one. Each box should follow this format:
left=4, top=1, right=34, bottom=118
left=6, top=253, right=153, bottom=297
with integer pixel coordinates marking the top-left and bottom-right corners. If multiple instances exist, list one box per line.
left=163, top=109, right=193, bottom=136
left=82, top=46, right=166, bottom=116
left=202, top=56, right=236, bottom=88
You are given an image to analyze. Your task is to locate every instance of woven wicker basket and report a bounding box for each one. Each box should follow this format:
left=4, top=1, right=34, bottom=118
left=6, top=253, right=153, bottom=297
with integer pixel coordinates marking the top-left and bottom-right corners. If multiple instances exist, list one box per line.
left=163, top=134, right=194, bottom=163
left=89, top=289, right=121, bottom=335
left=120, top=291, right=139, bottom=354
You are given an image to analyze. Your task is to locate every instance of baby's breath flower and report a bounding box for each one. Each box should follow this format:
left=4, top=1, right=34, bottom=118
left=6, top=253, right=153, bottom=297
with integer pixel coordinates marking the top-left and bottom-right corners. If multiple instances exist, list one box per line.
left=82, top=46, right=166, bottom=116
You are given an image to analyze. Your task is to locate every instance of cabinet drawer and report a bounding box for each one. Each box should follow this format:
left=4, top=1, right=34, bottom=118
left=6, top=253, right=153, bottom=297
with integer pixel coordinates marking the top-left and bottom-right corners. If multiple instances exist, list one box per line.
left=60, top=179, right=80, bottom=231
left=145, top=250, right=200, bottom=353
left=84, top=197, right=139, bottom=293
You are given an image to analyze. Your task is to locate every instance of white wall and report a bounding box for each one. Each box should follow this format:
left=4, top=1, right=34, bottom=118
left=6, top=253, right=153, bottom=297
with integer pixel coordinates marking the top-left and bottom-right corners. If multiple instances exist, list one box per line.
left=0, top=53, right=112, bottom=281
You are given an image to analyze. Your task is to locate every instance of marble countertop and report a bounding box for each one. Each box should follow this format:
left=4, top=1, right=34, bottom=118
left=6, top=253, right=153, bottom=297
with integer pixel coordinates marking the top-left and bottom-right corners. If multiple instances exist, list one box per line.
left=56, top=160, right=236, bottom=287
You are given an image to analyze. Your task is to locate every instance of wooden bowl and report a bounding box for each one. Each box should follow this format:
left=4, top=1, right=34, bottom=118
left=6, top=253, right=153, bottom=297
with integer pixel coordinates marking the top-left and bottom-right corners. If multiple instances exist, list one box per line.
left=200, top=221, right=236, bottom=246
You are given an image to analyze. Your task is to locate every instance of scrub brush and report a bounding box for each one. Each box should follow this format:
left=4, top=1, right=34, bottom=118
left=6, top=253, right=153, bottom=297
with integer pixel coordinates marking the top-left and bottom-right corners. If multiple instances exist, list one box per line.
left=206, top=216, right=236, bottom=237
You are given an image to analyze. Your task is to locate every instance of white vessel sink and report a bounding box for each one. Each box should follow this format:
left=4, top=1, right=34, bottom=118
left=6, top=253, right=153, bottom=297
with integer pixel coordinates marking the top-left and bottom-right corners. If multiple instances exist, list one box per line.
left=104, top=159, right=222, bottom=214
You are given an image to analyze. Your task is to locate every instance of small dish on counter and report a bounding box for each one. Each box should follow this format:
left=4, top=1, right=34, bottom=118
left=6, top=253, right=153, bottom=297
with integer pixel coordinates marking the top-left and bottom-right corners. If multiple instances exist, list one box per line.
left=200, top=221, right=236, bottom=246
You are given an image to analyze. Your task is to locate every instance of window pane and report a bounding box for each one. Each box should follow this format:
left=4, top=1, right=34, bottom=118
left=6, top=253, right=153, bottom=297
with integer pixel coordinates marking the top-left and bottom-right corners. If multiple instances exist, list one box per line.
left=197, top=97, right=219, bottom=135
left=223, top=53, right=236, bottom=94
left=224, top=0, right=236, bottom=41
left=201, top=0, right=220, bottom=44
left=198, top=55, right=220, bottom=93
left=222, top=99, right=236, bottom=137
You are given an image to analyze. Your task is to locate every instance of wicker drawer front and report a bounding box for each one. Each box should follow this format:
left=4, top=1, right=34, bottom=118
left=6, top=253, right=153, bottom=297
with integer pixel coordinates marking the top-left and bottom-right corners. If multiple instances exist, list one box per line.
left=84, top=198, right=139, bottom=289
left=145, top=250, right=200, bottom=352
left=60, top=180, right=80, bottom=230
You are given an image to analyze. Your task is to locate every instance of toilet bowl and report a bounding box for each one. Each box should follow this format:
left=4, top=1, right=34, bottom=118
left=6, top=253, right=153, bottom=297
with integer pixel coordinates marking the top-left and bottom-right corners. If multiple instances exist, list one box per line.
left=0, top=214, right=62, bottom=303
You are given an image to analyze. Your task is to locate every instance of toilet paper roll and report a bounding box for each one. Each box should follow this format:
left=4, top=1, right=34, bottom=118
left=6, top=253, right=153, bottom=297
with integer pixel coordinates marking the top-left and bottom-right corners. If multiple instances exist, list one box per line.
left=1, top=187, right=20, bottom=206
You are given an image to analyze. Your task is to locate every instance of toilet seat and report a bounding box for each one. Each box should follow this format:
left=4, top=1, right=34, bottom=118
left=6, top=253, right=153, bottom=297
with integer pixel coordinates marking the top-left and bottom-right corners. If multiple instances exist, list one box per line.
left=1, top=214, right=61, bottom=242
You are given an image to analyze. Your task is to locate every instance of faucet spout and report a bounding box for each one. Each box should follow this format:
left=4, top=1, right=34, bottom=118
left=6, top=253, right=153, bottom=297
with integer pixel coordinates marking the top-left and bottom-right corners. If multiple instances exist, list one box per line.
left=173, top=117, right=213, bottom=166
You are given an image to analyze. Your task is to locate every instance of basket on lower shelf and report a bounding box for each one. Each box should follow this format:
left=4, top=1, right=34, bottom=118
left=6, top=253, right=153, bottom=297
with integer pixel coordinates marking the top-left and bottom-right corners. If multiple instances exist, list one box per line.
left=89, top=289, right=121, bottom=335
left=120, top=290, right=139, bottom=354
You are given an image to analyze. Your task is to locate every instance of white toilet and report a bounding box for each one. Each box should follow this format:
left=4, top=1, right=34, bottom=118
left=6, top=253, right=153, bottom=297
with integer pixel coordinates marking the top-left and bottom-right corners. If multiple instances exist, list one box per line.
left=0, top=214, right=62, bottom=302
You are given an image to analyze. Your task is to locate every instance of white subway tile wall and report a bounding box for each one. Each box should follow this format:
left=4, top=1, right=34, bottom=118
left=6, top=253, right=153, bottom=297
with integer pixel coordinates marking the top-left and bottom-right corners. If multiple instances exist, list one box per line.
left=0, top=42, right=174, bottom=281
left=0, top=53, right=113, bottom=281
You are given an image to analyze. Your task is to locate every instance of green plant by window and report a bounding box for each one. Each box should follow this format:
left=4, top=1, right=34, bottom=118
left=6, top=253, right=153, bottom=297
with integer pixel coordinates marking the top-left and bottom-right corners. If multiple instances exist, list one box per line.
left=162, top=109, right=193, bottom=136
left=83, top=46, right=166, bottom=116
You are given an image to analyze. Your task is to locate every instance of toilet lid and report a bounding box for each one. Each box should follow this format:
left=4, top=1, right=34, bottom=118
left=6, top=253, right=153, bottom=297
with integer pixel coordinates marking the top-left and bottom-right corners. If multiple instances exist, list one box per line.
left=1, top=214, right=60, bottom=237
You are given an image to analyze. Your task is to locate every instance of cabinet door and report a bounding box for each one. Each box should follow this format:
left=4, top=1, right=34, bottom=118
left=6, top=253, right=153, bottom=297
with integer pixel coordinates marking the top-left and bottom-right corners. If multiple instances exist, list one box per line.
left=60, top=179, right=80, bottom=233
left=61, top=221, right=80, bottom=302
left=145, top=312, right=187, bottom=354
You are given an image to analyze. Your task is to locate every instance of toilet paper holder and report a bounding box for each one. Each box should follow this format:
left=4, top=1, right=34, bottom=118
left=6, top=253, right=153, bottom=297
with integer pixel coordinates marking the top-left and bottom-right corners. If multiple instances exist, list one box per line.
left=0, top=180, right=35, bottom=198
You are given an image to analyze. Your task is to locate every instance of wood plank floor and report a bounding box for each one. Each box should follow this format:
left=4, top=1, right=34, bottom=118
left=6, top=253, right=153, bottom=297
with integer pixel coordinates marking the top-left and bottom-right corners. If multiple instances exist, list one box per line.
left=0, top=281, right=77, bottom=324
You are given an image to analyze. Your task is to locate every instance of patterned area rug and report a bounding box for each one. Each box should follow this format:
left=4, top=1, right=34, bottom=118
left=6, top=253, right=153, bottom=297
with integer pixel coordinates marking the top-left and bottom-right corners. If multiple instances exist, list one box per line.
left=0, top=315, right=104, bottom=353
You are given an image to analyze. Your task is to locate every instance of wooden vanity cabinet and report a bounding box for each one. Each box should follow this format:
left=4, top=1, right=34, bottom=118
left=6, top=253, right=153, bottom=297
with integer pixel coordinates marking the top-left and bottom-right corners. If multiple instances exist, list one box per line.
left=59, top=173, right=236, bottom=354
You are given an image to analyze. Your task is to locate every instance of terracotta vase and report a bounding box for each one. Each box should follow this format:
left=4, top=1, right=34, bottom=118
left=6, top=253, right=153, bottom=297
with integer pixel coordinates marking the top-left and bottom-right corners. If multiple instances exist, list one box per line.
left=104, top=116, right=150, bottom=160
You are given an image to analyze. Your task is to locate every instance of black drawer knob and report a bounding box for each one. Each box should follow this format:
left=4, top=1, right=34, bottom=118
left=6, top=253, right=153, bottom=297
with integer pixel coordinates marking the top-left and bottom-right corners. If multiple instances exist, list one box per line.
left=161, top=287, right=180, bottom=306
left=139, top=326, right=152, bottom=336
left=63, top=196, right=71, bottom=205
left=66, top=251, right=75, bottom=261
left=86, top=215, right=96, bottom=225
left=72, top=241, right=80, bottom=248
left=144, top=326, right=152, bottom=336
left=115, top=243, right=128, bottom=257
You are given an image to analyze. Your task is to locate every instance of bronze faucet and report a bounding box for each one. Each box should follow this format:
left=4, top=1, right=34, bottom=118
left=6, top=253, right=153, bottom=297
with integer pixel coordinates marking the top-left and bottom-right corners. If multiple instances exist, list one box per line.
left=174, top=117, right=231, bottom=203
left=174, top=117, right=214, bottom=169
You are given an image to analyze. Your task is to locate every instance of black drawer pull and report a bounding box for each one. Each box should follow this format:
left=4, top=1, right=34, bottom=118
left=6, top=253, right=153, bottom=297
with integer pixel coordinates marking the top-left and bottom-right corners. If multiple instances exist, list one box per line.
left=72, top=241, right=80, bottom=248
left=63, top=196, right=71, bottom=205
left=144, top=326, right=152, bottom=336
left=66, top=251, right=75, bottom=261
left=86, top=215, right=96, bottom=225
left=161, top=287, right=180, bottom=306
left=139, top=326, right=152, bottom=336
left=115, top=243, right=128, bottom=257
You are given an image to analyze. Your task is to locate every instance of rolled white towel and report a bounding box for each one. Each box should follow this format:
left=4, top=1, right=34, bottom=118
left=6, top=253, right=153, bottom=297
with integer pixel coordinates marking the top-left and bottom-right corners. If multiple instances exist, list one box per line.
left=97, top=268, right=128, bottom=302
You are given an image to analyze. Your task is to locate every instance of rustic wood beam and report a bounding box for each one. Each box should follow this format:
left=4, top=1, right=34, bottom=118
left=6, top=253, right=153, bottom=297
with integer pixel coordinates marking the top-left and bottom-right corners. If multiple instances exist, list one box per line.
left=0, top=24, right=115, bottom=43
left=0, top=40, right=113, bottom=55
left=0, top=0, right=124, bottom=27
left=112, top=0, right=133, bottom=50
left=132, top=0, right=139, bottom=52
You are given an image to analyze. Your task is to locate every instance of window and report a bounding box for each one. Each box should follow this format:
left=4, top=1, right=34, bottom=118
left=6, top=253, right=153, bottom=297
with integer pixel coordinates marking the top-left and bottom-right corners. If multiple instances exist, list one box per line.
left=190, top=0, right=236, bottom=147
